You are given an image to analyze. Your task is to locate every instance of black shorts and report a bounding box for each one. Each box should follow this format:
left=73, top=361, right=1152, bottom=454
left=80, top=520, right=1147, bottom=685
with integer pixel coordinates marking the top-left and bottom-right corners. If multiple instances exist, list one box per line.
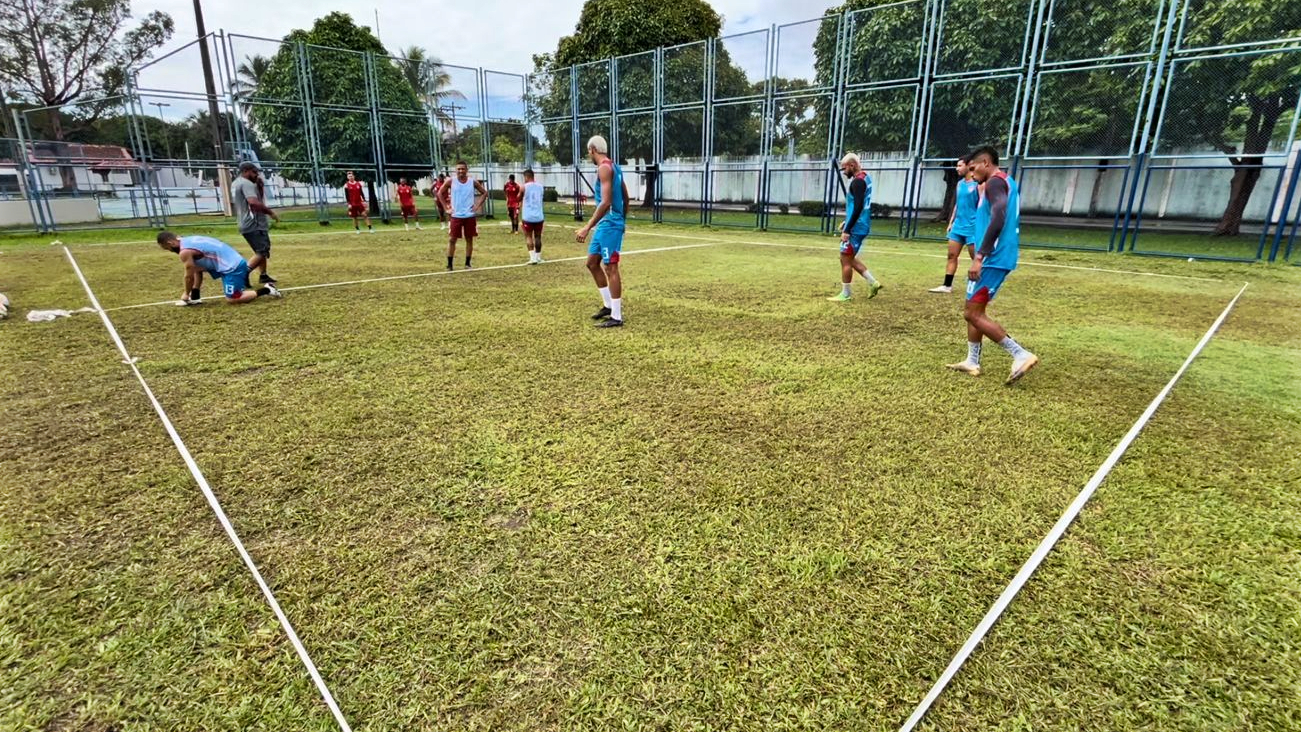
left=242, top=230, right=271, bottom=258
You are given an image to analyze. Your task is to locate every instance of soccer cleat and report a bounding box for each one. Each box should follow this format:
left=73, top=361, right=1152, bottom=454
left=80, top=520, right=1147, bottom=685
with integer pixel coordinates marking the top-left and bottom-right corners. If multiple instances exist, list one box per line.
left=416, top=224, right=423, bottom=230
left=595, top=318, right=623, bottom=328
left=929, top=285, right=953, bottom=294
left=1006, top=353, right=1040, bottom=385
left=946, top=360, right=982, bottom=377
left=445, top=265, right=453, bottom=272
left=368, top=228, right=375, bottom=234
left=264, top=284, right=283, bottom=299
left=354, top=228, right=360, bottom=234
left=827, top=292, right=852, bottom=302
left=591, top=306, right=612, bottom=320
left=259, top=274, right=277, bottom=285
left=177, top=298, right=201, bottom=307
left=868, top=281, right=884, bottom=299
left=404, top=224, right=410, bottom=231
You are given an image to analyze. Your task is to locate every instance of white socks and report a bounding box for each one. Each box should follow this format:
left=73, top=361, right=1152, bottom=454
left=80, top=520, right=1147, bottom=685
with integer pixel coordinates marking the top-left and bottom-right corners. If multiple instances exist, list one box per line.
left=598, top=286, right=613, bottom=308
left=611, top=298, right=622, bottom=321
left=968, top=341, right=982, bottom=365
left=842, top=283, right=852, bottom=297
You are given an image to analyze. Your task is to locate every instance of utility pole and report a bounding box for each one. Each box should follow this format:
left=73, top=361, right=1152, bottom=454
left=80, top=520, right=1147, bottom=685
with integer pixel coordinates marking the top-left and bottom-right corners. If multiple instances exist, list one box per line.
left=193, top=0, right=231, bottom=213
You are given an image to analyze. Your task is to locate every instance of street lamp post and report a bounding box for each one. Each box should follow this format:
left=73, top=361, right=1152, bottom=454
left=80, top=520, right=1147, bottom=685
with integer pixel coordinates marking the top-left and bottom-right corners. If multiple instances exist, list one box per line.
left=149, top=101, right=174, bottom=161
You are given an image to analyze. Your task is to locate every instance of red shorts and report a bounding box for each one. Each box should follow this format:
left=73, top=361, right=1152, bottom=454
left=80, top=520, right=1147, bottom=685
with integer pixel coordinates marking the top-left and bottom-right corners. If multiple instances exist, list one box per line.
left=400, top=204, right=417, bottom=216
left=521, top=220, right=544, bottom=234
left=449, top=216, right=478, bottom=240
left=348, top=203, right=367, bottom=218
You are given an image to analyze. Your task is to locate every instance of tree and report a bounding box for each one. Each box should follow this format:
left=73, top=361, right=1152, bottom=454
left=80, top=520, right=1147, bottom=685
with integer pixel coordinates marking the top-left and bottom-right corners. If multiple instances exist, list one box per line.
left=1158, top=2, right=1301, bottom=235
left=232, top=54, right=271, bottom=113
left=0, top=0, right=173, bottom=140
left=248, top=12, right=429, bottom=186
left=396, top=46, right=465, bottom=132
left=530, top=0, right=756, bottom=206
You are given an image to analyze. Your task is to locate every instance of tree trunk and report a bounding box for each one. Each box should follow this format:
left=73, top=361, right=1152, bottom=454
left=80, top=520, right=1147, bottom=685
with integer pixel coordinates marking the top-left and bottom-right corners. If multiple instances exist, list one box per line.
left=1214, top=95, right=1284, bottom=237
left=931, top=165, right=960, bottom=222
left=1213, top=160, right=1262, bottom=236
left=641, top=164, right=657, bottom=208
left=1088, top=158, right=1109, bottom=217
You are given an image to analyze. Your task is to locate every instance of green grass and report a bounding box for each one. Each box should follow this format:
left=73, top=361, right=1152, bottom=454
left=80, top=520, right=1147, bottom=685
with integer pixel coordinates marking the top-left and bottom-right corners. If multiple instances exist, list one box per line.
left=2, top=221, right=1299, bottom=731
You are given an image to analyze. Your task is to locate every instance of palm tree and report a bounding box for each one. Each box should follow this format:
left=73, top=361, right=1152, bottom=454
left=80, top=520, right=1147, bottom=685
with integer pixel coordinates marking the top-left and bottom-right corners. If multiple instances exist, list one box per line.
left=397, top=46, right=465, bottom=134
left=232, top=54, right=271, bottom=112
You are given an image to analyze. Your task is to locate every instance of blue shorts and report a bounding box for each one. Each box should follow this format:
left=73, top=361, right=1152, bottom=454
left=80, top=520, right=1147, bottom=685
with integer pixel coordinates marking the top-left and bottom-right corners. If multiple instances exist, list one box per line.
left=966, top=266, right=1011, bottom=303
left=840, top=229, right=868, bottom=255
left=221, top=261, right=251, bottom=299
left=949, top=231, right=974, bottom=246
left=590, top=225, right=624, bottom=264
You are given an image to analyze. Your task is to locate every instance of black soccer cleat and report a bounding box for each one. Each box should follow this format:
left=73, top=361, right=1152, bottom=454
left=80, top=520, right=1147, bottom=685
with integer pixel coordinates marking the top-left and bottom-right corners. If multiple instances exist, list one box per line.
left=595, top=318, right=623, bottom=328
left=591, top=306, right=612, bottom=321
left=259, top=274, right=277, bottom=284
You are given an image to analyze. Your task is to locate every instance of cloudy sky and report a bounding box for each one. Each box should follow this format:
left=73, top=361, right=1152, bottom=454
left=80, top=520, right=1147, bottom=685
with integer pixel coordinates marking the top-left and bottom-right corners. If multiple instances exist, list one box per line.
left=130, top=0, right=836, bottom=117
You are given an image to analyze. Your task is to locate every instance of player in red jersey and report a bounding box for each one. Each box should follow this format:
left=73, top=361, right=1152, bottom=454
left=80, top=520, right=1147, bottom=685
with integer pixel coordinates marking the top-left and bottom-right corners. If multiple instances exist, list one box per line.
left=344, top=170, right=373, bottom=234
left=395, top=177, right=422, bottom=231
left=503, top=174, right=522, bottom=234
left=432, top=172, right=449, bottom=228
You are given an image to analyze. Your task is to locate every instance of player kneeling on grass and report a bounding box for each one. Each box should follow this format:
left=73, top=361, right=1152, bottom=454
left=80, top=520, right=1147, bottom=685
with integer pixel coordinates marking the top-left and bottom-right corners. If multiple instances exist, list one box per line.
left=945, top=145, right=1038, bottom=385
left=158, top=231, right=282, bottom=305
left=575, top=135, right=629, bottom=328
left=828, top=153, right=882, bottom=302
left=521, top=169, right=545, bottom=264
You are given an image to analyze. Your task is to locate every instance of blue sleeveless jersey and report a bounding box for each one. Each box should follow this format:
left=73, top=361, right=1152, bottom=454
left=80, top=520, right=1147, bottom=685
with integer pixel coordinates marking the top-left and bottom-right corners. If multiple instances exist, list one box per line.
left=594, top=159, right=625, bottom=229
left=180, top=235, right=245, bottom=277
left=951, top=179, right=978, bottom=238
left=973, top=171, right=1020, bottom=271
left=843, top=171, right=872, bottom=235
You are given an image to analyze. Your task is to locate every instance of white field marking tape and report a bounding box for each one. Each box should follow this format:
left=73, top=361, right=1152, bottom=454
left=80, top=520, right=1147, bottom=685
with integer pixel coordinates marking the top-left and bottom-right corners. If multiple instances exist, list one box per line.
left=62, top=246, right=354, bottom=732
left=102, top=241, right=721, bottom=312
left=739, top=240, right=1226, bottom=284
left=898, top=281, right=1249, bottom=732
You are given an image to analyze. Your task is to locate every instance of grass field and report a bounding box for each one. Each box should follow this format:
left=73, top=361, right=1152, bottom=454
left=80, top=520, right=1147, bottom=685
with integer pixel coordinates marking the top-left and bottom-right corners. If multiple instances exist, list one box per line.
left=2, top=219, right=1299, bottom=731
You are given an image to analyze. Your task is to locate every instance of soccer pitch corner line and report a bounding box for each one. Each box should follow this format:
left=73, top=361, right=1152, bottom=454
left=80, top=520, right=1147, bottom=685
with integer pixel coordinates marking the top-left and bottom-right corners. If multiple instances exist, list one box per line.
left=896, top=281, right=1249, bottom=732
left=60, top=246, right=355, bottom=732
left=102, top=241, right=721, bottom=313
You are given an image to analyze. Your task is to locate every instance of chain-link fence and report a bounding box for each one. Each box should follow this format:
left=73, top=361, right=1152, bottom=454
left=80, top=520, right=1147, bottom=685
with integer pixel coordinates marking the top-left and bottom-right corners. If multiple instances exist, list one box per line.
left=4, top=1, right=1298, bottom=261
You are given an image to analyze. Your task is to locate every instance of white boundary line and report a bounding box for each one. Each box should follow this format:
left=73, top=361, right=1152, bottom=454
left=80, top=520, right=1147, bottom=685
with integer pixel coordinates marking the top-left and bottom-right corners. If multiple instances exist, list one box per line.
left=101, top=242, right=719, bottom=312
left=62, top=246, right=354, bottom=732
left=897, top=281, right=1250, bottom=732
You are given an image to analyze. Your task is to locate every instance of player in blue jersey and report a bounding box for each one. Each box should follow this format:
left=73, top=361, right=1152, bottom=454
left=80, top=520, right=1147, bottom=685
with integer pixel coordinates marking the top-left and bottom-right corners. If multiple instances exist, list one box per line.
left=157, top=231, right=282, bottom=305
left=946, top=146, right=1039, bottom=384
left=520, top=169, right=546, bottom=264
left=931, top=154, right=979, bottom=293
left=827, top=153, right=882, bottom=302
left=575, top=135, right=630, bottom=328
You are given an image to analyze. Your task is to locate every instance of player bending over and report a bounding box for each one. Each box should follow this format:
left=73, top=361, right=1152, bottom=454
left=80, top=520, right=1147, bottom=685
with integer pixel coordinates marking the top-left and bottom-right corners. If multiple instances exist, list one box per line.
left=575, top=135, right=629, bottom=328
left=931, top=154, right=978, bottom=293
left=946, top=146, right=1039, bottom=384
left=158, top=231, right=282, bottom=305
left=520, top=169, right=546, bottom=264
left=439, top=160, right=487, bottom=270
left=828, top=153, right=883, bottom=302
left=345, top=171, right=373, bottom=233
left=396, top=177, right=422, bottom=230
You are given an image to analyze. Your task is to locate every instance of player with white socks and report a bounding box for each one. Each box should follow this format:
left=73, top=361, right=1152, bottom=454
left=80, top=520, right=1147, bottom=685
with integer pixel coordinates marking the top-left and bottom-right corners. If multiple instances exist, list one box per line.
left=946, top=146, right=1039, bottom=385
left=575, top=136, right=629, bottom=328
left=827, top=153, right=882, bottom=302
left=520, top=169, right=545, bottom=264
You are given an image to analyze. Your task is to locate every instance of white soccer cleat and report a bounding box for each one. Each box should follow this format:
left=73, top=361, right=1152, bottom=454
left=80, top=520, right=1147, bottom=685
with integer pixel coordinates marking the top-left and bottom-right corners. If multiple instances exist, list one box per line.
left=1006, top=353, right=1040, bottom=385
left=404, top=224, right=410, bottom=231
left=929, top=285, right=953, bottom=294
left=946, top=360, right=981, bottom=377
left=176, top=299, right=201, bottom=307
left=264, top=284, right=283, bottom=299
left=416, top=224, right=423, bottom=230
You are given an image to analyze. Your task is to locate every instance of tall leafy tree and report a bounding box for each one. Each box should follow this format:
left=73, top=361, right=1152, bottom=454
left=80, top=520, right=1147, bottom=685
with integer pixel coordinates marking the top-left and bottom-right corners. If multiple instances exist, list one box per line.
left=249, top=12, right=429, bottom=186
left=0, top=0, right=173, bottom=140
left=232, top=54, right=271, bottom=113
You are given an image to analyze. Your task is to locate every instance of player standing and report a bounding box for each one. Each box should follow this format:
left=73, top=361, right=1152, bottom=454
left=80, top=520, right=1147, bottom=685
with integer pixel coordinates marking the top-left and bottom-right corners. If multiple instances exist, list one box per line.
left=503, top=174, right=522, bottom=234
left=438, top=161, right=487, bottom=270
left=157, top=231, right=281, bottom=305
left=396, top=177, right=422, bottom=231
left=827, top=153, right=882, bottom=302
left=575, top=136, right=629, bottom=328
left=230, top=161, right=280, bottom=285
left=946, top=146, right=1039, bottom=384
left=520, top=169, right=545, bottom=264
left=344, top=171, right=373, bottom=233
left=931, top=155, right=978, bottom=293
left=433, top=172, right=449, bottom=229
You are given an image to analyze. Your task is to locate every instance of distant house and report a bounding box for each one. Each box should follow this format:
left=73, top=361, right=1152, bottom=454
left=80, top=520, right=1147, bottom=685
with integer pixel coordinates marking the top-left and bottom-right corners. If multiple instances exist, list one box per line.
left=3, top=142, right=139, bottom=192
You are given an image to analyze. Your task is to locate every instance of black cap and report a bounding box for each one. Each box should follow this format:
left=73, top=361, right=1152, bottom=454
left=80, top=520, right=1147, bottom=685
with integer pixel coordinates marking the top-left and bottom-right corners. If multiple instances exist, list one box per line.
left=238, top=161, right=259, bottom=173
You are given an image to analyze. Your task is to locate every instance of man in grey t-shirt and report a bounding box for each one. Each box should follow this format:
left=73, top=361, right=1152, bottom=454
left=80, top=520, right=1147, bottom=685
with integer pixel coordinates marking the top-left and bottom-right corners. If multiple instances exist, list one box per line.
left=231, top=161, right=281, bottom=284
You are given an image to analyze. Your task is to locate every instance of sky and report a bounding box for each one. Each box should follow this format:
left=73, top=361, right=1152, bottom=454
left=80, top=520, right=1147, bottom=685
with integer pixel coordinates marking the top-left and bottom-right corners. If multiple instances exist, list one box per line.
left=129, top=0, right=836, bottom=118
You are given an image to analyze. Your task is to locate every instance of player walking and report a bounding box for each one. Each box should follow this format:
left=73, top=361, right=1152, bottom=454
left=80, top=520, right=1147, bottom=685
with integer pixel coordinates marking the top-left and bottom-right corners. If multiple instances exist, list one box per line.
left=521, top=169, right=545, bottom=264
left=575, top=136, right=629, bottom=328
left=827, top=153, right=882, bottom=302
left=396, top=177, right=422, bottom=231
left=503, top=174, right=522, bottom=234
left=439, top=161, right=487, bottom=270
left=931, top=155, right=978, bottom=293
left=946, top=146, right=1039, bottom=384
left=230, top=161, right=280, bottom=285
left=344, top=171, right=373, bottom=233
left=157, top=231, right=281, bottom=305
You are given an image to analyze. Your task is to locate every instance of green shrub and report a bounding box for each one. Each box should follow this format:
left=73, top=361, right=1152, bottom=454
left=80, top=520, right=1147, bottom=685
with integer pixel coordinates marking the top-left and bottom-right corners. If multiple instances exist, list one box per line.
left=543, top=187, right=559, bottom=202
left=797, top=200, right=825, bottom=217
